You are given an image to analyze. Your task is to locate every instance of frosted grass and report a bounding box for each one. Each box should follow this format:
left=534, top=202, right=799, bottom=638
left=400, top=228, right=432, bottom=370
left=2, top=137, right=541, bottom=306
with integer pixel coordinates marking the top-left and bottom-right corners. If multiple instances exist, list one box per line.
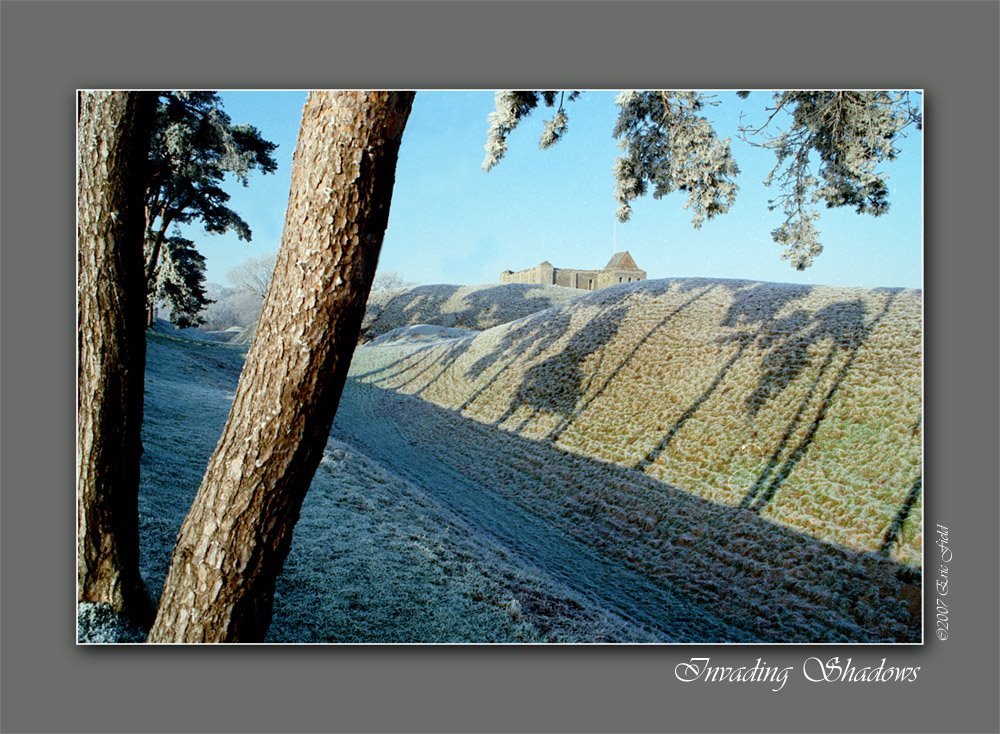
left=361, top=282, right=585, bottom=342
left=351, top=277, right=923, bottom=642
left=84, top=324, right=656, bottom=642
left=80, top=276, right=922, bottom=643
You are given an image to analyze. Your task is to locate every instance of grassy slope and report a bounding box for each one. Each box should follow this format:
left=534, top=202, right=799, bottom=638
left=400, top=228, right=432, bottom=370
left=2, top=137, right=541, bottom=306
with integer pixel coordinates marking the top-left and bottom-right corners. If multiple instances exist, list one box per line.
left=361, top=282, right=585, bottom=342
left=133, top=330, right=660, bottom=642
left=350, top=277, right=922, bottom=642
left=96, top=275, right=920, bottom=643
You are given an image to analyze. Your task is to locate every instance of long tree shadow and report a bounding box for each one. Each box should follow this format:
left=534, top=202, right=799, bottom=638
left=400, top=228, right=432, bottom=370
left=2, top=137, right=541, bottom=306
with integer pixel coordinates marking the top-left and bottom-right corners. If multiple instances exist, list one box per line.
left=458, top=279, right=719, bottom=435
left=456, top=308, right=576, bottom=414
left=347, top=328, right=477, bottom=395
left=335, top=376, right=922, bottom=643
left=458, top=283, right=574, bottom=330
left=547, top=281, right=720, bottom=443
left=361, top=282, right=582, bottom=343
left=361, top=282, right=918, bottom=540
left=493, top=302, right=631, bottom=431
left=396, top=338, right=476, bottom=394
left=739, top=292, right=899, bottom=513
left=879, top=476, right=923, bottom=556
left=360, top=284, right=462, bottom=342
left=353, top=345, right=442, bottom=386
left=359, top=282, right=587, bottom=405
left=635, top=282, right=814, bottom=470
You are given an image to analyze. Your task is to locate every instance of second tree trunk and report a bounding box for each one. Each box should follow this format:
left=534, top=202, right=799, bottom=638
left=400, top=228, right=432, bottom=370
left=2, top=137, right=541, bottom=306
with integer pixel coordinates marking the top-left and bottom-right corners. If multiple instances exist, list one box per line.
left=149, top=91, right=414, bottom=642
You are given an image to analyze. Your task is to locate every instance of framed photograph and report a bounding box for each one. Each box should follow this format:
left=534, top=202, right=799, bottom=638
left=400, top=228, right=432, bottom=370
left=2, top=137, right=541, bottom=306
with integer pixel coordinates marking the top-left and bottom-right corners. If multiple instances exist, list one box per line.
left=76, top=89, right=924, bottom=648
left=4, top=2, right=997, bottom=733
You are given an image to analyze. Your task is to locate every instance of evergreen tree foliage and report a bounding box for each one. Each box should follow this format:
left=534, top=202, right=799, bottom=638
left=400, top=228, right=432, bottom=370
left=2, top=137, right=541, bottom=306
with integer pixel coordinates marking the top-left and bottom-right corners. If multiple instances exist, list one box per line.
left=484, top=89, right=920, bottom=270
left=144, top=92, right=277, bottom=324
left=482, top=90, right=580, bottom=171
left=739, top=91, right=921, bottom=269
left=155, top=235, right=210, bottom=328
left=612, top=91, right=740, bottom=227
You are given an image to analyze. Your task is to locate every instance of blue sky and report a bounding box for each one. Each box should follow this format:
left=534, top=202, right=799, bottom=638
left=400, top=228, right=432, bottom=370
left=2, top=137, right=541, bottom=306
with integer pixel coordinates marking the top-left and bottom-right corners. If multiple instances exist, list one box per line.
left=193, top=90, right=922, bottom=289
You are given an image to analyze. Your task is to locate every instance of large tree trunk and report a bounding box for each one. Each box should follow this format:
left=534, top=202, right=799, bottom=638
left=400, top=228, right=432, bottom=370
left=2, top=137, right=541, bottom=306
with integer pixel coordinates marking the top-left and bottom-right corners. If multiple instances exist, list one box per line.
left=77, top=91, right=156, bottom=627
left=148, top=91, right=414, bottom=642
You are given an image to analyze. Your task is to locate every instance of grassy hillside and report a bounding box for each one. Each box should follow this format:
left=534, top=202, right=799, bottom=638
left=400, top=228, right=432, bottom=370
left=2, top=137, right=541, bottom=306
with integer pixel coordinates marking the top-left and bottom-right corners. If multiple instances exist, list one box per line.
left=190, top=282, right=585, bottom=346
left=121, top=329, right=674, bottom=642
left=361, top=282, right=585, bottom=342
left=350, top=277, right=922, bottom=641
left=86, top=276, right=921, bottom=643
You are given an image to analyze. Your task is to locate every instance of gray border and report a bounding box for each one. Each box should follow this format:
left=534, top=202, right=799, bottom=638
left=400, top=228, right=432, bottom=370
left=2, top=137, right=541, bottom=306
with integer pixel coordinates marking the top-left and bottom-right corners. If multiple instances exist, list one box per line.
left=2, top=1, right=997, bottom=732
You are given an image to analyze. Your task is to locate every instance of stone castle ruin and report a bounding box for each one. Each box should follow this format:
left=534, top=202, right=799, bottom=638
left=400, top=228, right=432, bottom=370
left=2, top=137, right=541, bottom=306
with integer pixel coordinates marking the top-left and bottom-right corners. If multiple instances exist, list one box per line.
left=500, top=251, right=647, bottom=291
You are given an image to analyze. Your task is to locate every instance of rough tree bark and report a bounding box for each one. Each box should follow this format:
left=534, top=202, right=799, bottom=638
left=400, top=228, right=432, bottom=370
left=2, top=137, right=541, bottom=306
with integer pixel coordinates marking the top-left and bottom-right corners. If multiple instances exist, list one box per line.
left=77, top=91, right=156, bottom=626
left=148, top=91, right=415, bottom=642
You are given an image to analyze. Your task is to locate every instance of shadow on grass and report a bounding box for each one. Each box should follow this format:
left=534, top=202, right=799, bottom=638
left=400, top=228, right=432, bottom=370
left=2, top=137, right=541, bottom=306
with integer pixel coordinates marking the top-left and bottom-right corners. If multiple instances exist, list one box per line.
left=355, top=282, right=589, bottom=400
left=493, top=304, right=631, bottom=431
left=738, top=293, right=900, bottom=513
left=457, top=309, right=576, bottom=413
left=138, top=309, right=921, bottom=643
left=360, top=284, right=462, bottom=342
left=360, top=283, right=580, bottom=343
left=459, top=280, right=720, bottom=434
left=635, top=281, right=813, bottom=470
left=337, top=375, right=922, bottom=643
left=546, top=281, right=721, bottom=442
left=880, top=476, right=922, bottom=556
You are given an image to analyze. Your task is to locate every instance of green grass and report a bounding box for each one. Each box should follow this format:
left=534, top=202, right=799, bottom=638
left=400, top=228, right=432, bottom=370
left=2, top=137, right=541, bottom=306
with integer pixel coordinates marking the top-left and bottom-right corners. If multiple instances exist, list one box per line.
left=104, top=277, right=921, bottom=643
left=360, top=278, right=922, bottom=567
left=350, top=277, right=922, bottom=641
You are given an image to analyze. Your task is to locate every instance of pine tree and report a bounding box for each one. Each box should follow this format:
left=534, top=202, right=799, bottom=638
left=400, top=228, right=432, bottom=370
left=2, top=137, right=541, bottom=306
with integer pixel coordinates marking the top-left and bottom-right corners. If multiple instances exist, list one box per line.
left=148, top=91, right=414, bottom=642
left=79, top=88, right=919, bottom=642
left=738, top=90, right=921, bottom=269
left=144, top=92, right=277, bottom=326
left=77, top=91, right=157, bottom=626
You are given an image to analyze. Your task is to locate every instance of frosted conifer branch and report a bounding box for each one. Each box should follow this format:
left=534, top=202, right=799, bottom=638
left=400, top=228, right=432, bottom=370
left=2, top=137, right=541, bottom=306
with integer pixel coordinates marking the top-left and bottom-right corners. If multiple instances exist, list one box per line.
left=483, top=90, right=580, bottom=170
left=482, top=91, right=541, bottom=171
left=612, top=90, right=740, bottom=228
left=740, top=90, right=921, bottom=268
left=155, top=235, right=210, bottom=327
left=539, top=109, right=568, bottom=149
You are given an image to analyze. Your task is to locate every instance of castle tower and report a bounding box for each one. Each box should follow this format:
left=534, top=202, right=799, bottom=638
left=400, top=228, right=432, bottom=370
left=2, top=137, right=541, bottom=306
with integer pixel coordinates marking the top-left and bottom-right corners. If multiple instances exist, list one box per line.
left=598, top=250, right=646, bottom=288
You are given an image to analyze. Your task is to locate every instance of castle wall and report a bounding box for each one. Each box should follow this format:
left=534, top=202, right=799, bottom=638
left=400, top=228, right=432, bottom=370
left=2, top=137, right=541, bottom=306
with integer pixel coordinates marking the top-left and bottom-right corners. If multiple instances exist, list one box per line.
left=502, top=261, right=556, bottom=285
left=551, top=268, right=601, bottom=289
left=502, top=256, right=646, bottom=291
left=597, top=269, right=646, bottom=289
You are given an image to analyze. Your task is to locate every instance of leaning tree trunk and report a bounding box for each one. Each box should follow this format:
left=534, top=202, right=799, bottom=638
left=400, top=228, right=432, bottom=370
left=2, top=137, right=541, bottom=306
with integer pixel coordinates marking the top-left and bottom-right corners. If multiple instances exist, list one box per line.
left=77, top=91, right=156, bottom=627
left=148, top=91, right=414, bottom=642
